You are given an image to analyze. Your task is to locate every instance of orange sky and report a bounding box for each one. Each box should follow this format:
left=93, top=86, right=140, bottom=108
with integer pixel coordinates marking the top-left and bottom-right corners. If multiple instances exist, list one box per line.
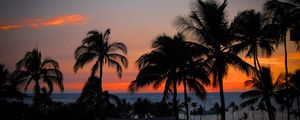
left=1, top=0, right=300, bottom=93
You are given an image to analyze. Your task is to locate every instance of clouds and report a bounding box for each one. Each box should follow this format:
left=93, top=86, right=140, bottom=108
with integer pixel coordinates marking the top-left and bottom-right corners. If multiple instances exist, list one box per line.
left=0, top=14, right=87, bottom=30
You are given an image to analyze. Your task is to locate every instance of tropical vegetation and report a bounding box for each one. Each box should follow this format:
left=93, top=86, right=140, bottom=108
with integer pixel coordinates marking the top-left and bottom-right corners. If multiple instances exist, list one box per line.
left=0, top=0, right=300, bottom=120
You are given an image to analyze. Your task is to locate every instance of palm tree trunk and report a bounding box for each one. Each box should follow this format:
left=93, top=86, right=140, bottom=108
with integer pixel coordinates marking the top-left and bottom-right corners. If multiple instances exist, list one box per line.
left=98, top=60, right=104, bottom=118
left=184, top=80, right=190, bottom=120
left=173, top=80, right=179, bottom=120
left=265, top=96, right=275, bottom=120
left=232, top=112, right=234, bottom=120
left=254, top=55, right=257, bottom=70
left=297, top=96, right=300, bottom=120
left=255, top=52, right=262, bottom=71
left=34, top=80, right=41, bottom=105
left=283, top=32, right=290, bottom=120
left=171, top=68, right=179, bottom=120
left=218, top=73, right=226, bottom=120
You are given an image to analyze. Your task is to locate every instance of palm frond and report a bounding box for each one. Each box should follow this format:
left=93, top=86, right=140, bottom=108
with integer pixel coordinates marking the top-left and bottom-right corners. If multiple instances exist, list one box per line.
left=107, top=58, right=123, bottom=78
left=240, top=97, right=259, bottom=108
left=108, top=42, right=128, bottom=54
left=74, top=52, right=97, bottom=72
left=240, top=89, right=262, bottom=99
left=42, top=58, right=59, bottom=69
left=108, top=53, right=128, bottom=68
left=224, top=52, right=255, bottom=76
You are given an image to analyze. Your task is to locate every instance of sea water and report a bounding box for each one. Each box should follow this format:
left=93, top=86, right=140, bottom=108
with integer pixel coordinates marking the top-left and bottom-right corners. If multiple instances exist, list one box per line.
left=23, top=92, right=296, bottom=120
left=24, top=92, right=241, bottom=108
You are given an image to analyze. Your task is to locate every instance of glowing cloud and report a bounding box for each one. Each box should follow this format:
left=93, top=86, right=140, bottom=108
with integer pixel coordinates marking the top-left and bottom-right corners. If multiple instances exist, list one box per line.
left=0, top=14, right=87, bottom=30
left=0, top=25, right=21, bottom=30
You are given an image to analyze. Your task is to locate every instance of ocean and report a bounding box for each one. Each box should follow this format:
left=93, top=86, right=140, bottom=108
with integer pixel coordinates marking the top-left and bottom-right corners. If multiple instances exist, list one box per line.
left=23, top=92, right=296, bottom=120
left=24, top=92, right=242, bottom=108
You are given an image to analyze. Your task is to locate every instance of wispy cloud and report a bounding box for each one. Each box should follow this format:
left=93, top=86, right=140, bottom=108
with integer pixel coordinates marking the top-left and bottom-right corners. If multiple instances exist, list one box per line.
left=0, top=14, right=87, bottom=30
left=0, top=25, right=22, bottom=30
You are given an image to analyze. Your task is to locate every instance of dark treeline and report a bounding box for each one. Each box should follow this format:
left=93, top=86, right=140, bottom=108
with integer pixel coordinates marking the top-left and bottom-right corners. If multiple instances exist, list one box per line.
left=1, top=0, right=300, bottom=120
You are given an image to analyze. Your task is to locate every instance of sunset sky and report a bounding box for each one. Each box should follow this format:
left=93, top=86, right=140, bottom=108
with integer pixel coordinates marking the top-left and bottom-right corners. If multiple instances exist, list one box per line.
left=1, top=0, right=300, bottom=93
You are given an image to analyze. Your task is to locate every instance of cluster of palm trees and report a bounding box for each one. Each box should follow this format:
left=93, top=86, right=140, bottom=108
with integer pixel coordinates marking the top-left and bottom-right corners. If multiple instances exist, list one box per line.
left=129, top=0, right=300, bottom=120
left=0, top=0, right=299, bottom=120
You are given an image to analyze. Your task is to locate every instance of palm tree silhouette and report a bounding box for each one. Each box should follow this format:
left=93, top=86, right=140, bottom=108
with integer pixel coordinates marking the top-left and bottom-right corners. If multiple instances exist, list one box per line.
left=74, top=29, right=128, bottom=116
left=14, top=49, right=63, bottom=104
left=129, top=33, right=209, bottom=120
left=212, top=102, right=221, bottom=120
left=230, top=9, right=275, bottom=71
left=279, top=104, right=285, bottom=120
left=229, top=102, right=236, bottom=120
left=132, top=98, right=153, bottom=119
left=175, top=1, right=254, bottom=120
left=198, top=104, right=204, bottom=120
left=264, top=1, right=300, bottom=119
left=232, top=104, right=240, bottom=120
left=77, top=75, right=101, bottom=112
left=249, top=105, right=256, bottom=120
left=256, top=102, right=267, bottom=120
left=240, top=67, right=282, bottom=120
left=77, top=75, right=122, bottom=118
left=290, top=69, right=300, bottom=119
left=191, top=102, right=197, bottom=120
left=0, top=64, right=24, bottom=100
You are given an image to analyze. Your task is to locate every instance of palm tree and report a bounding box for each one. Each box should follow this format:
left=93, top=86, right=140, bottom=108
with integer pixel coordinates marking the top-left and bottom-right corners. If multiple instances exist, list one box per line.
left=198, top=104, right=204, bottom=120
left=290, top=69, right=300, bottom=120
left=74, top=29, right=128, bottom=116
left=240, top=113, right=249, bottom=120
left=240, top=67, right=283, bottom=120
left=264, top=1, right=300, bottom=119
left=175, top=1, right=254, bottom=120
left=132, top=98, right=153, bottom=119
left=14, top=49, right=63, bottom=104
left=179, top=48, right=210, bottom=120
left=232, top=104, right=240, bottom=120
left=230, top=9, right=275, bottom=71
left=0, top=64, right=24, bottom=100
left=279, top=104, right=285, bottom=120
left=249, top=105, right=256, bottom=120
left=212, top=102, right=221, bottom=120
left=191, top=102, right=198, bottom=120
left=257, top=102, right=267, bottom=120
left=129, top=33, right=210, bottom=120
left=229, top=102, right=236, bottom=120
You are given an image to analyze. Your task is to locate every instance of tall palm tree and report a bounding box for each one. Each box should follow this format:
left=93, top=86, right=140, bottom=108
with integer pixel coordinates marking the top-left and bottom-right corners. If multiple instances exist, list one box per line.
left=14, top=49, right=63, bottom=104
left=129, top=33, right=209, bottom=120
left=240, top=67, right=283, bottom=120
left=264, top=1, right=300, bottom=119
left=175, top=0, right=254, bottom=120
left=74, top=29, right=128, bottom=116
left=230, top=9, right=275, bottom=71
left=179, top=46, right=210, bottom=120
left=290, top=69, right=300, bottom=120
